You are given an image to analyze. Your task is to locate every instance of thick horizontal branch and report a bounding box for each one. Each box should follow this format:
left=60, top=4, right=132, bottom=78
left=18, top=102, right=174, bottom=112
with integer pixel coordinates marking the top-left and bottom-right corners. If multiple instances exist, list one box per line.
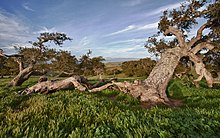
left=19, top=77, right=87, bottom=95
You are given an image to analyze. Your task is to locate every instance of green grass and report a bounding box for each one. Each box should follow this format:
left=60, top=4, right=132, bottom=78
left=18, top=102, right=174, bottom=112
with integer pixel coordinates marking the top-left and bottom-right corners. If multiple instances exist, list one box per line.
left=0, top=77, right=220, bottom=137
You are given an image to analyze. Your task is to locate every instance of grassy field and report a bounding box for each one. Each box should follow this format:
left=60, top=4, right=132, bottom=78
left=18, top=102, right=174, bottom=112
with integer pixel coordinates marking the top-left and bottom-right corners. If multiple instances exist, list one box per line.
left=0, top=77, right=220, bottom=137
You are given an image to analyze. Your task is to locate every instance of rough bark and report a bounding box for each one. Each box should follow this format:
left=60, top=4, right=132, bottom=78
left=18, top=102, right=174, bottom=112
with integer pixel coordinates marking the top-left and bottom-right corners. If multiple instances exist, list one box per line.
left=19, top=76, right=86, bottom=95
left=140, top=47, right=183, bottom=103
left=188, top=52, right=213, bottom=87
left=187, top=53, right=220, bottom=88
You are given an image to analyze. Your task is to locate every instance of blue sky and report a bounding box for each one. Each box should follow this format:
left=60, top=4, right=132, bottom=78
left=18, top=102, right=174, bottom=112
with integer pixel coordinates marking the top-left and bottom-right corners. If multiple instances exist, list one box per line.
left=0, top=0, right=183, bottom=58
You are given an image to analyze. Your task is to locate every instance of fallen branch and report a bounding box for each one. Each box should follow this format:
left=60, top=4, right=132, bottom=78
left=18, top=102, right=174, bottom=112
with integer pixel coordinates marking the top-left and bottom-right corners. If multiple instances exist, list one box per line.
left=19, top=76, right=86, bottom=95
left=19, top=76, right=118, bottom=95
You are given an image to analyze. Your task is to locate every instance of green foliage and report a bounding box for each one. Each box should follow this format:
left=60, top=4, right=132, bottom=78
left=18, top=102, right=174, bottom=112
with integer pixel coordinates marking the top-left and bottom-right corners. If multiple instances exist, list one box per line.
left=1, top=48, right=106, bottom=77
left=1, top=78, right=220, bottom=137
left=0, top=58, right=19, bottom=76
left=158, top=0, right=208, bottom=33
left=32, top=32, right=72, bottom=50
left=167, top=79, right=193, bottom=99
left=167, top=81, right=184, bottom=99
left=79, top=51, right=105, bottom=76
left=121, top=58, right=156, bottom=77
left=50, top=50, right=78, bottom=74
left=104, top=62, right=122, bottom=76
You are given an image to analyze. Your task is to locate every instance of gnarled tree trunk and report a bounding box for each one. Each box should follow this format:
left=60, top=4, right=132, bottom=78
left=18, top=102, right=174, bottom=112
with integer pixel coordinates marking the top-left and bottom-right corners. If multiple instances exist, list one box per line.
left=140, top=47, right=183, bottom=103
left=8, top=65, right=33, bottom=87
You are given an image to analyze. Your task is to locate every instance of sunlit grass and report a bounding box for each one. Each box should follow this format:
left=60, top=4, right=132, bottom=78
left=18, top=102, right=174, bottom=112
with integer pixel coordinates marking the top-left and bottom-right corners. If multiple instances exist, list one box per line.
left=0, top=77, right=220, bottom=137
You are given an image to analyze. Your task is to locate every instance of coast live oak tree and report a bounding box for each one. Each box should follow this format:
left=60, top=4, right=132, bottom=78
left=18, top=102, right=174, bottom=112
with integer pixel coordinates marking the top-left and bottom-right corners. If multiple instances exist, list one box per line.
left=0, top=32, right=71, bottom=86
left=21, top=0, right=220, bottom=105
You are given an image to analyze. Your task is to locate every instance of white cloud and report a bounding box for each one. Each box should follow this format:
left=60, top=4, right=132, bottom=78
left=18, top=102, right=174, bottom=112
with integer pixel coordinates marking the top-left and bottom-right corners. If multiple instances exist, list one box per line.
left=35, top=26, right=57, bottom=34
left=22, top=3, right=35, bottom=12
left=104, top=22, right=158, bottom=37
left=102, top=38, right=149, bottom=58
left=106, top=38, right=146, bottom=46
left=79, top=37, right=91, bottom=47
left=0, top=11, right=32, bottom=53
left=122, top=0, right=147, bottom=7
left=105, top=25, right=137, bottom=37
left=68, top=36, right=92, bottom=52
left=99, top=44, right=150, bottom=58
left=137, top=22, right=158, bottom=30
left=145, top=2, right=184, bottom=17
left=0, top=11, right=30, bottom=42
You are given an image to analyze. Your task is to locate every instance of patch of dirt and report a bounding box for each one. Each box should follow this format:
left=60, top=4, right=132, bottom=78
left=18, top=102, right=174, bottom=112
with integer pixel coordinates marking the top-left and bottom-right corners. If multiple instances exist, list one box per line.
left=168, top=99, right=184, bottom=107
left=108, top=95, right=117, bottom=101
left=140, top=102, right=157, bottom=109
left=140, top=99, right=183, bottom=109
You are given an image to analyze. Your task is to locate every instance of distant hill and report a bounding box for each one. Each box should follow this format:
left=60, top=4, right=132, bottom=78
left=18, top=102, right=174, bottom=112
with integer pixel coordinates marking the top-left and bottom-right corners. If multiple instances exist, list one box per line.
left=104, top=57, right=139, bottom=63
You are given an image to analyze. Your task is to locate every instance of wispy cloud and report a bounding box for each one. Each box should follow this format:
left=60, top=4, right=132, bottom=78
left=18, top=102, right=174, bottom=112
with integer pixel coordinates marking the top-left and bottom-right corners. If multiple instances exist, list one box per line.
left=0, top=10, right=32, bottom=53
left=79, top=37, right=91, bottom=47
left=98, top=44, right=149, bottom=58
left=106, top=38, right=146, bottom=46
left=0, top=11, right=30, bottom=41
left=145, top=2, right=183, bottom=17
left=22, top=3, right=35, bottom=12
left=137, top=22, right=158, bottom=30
left=104, top=22, right=158, bottom=37
left=105, top=25, right=137, bottom=37
left=69, top=36, right=93, bottom=52
left=35, top=26, right=57, bottom=34
left=122, top=0, right=147, bottom=7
